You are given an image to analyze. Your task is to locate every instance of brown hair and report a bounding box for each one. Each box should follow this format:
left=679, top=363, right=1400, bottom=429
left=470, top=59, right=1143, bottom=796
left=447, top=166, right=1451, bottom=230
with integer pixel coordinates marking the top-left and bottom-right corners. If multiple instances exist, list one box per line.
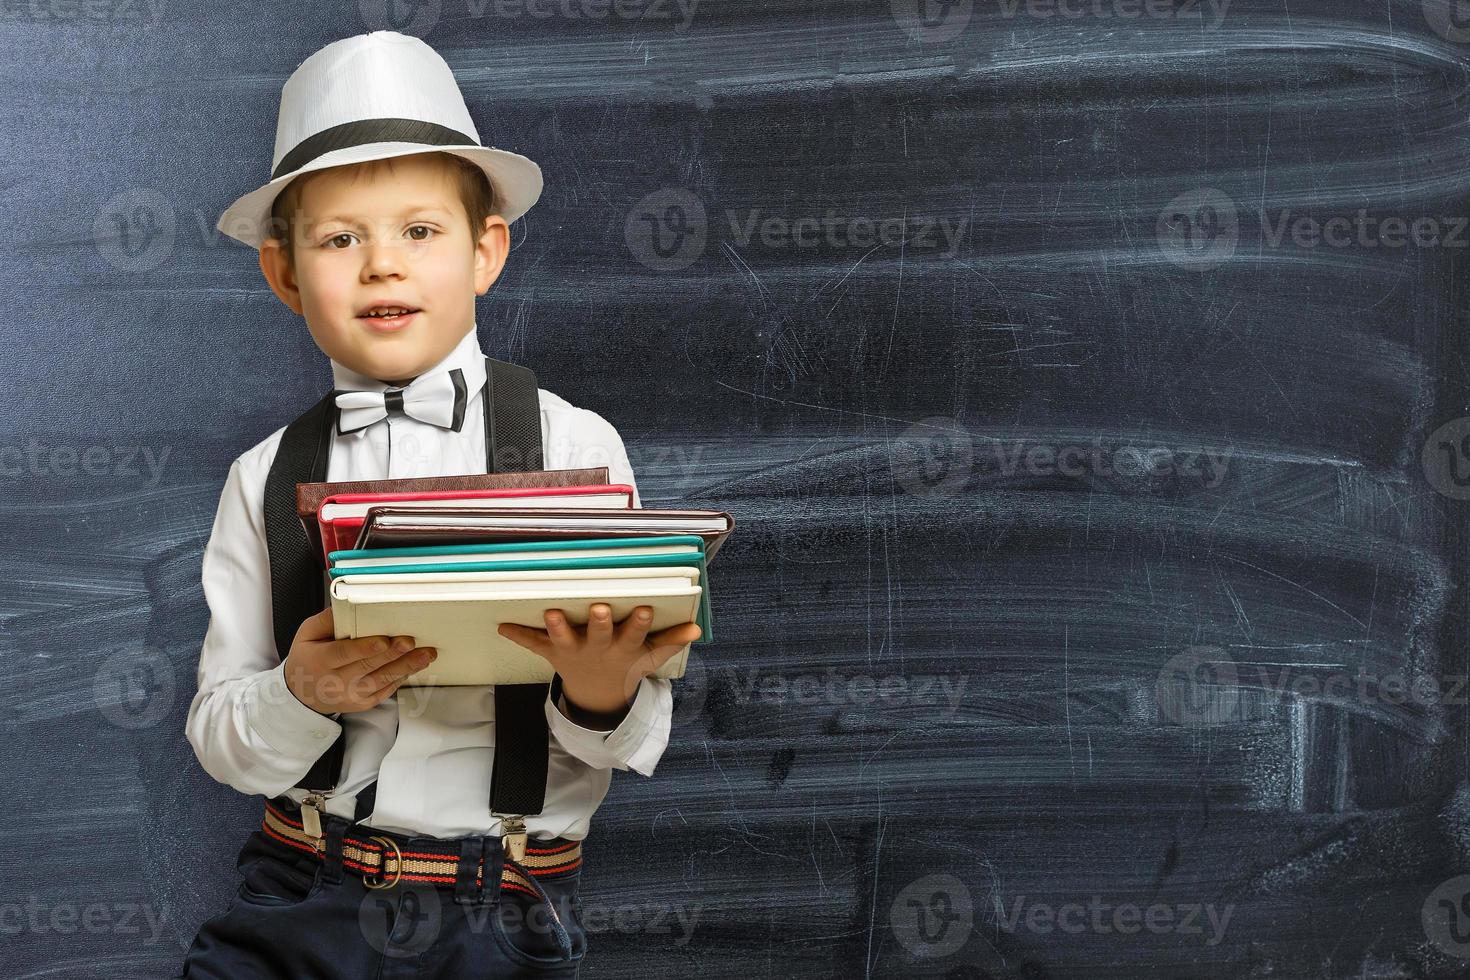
left=266, top=152, right=498, bottom=264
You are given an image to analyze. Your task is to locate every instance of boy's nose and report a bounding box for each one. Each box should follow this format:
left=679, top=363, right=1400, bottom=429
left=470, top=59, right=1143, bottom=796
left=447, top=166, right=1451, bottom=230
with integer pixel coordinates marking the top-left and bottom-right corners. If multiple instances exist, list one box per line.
left=360, top=242, right=409, bottom=277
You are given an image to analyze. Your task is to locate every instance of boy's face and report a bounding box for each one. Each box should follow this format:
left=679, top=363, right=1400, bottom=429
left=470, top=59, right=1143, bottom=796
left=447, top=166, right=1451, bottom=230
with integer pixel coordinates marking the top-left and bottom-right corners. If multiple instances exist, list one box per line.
left=258, top=152, right=508, bottom=386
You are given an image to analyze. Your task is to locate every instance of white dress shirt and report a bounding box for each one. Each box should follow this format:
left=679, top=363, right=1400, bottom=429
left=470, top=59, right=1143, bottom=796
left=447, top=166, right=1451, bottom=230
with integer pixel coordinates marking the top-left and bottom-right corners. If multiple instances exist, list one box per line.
left=185, top=326, right=673, bottom=841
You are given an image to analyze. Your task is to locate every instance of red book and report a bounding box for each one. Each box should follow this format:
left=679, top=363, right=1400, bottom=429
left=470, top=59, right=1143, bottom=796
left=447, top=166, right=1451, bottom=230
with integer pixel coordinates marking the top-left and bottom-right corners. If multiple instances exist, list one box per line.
left=295, top=467, right=617, bottom=568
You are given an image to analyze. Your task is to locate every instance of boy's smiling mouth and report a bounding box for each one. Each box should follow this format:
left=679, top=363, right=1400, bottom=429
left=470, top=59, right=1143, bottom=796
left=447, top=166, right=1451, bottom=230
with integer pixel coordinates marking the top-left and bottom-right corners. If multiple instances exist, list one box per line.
left=357, top=301, right=422, bottom=331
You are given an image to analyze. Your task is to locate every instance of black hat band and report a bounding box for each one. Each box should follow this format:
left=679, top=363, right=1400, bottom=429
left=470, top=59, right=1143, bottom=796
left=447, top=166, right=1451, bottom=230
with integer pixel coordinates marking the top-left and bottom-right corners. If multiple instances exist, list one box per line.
left=271, top=117, right=479, bottom=181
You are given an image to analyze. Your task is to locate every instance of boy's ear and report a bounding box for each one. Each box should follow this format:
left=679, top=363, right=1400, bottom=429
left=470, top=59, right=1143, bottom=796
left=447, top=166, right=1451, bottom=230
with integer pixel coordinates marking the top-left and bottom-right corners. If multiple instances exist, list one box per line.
left=259, top=237, right=304, bottom=315
left=473, top=214, right=511, bottom=296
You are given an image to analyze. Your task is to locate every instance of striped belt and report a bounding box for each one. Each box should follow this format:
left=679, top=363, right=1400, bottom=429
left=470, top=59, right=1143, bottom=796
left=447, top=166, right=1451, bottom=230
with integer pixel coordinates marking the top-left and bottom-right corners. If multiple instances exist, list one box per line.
left=261, top=799, right=581, bottom=900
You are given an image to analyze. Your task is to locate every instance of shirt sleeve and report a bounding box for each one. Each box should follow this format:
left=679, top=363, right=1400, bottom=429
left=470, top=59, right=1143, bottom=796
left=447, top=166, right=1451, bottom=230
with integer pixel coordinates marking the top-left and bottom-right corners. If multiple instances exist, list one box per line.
left=544, top=674, right=673, bottom=776
left=541, top=407, right=676, bottom=774
left=184, top=449, right=344, bottom=798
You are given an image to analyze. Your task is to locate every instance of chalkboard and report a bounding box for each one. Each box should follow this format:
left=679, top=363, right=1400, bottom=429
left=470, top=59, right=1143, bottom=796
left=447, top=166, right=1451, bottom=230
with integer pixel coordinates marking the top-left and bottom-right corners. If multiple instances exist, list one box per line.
left=5, top=0, right=1469, bottom=976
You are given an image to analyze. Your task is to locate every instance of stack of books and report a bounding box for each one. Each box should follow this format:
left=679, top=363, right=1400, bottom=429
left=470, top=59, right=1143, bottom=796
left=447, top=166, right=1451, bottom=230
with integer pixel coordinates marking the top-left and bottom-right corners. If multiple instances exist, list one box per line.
left=295, top=467, right=733, bottom=687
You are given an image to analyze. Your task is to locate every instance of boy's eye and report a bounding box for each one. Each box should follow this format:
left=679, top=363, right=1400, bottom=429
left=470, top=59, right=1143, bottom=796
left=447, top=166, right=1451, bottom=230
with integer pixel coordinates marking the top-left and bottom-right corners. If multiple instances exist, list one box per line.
left=320, top=226, right=434, bottom=248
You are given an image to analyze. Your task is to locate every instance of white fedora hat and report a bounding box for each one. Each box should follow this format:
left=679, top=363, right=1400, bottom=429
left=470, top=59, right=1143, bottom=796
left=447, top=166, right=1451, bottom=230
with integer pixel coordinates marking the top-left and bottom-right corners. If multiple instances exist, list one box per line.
left=216, top=30, right=543, bottom=249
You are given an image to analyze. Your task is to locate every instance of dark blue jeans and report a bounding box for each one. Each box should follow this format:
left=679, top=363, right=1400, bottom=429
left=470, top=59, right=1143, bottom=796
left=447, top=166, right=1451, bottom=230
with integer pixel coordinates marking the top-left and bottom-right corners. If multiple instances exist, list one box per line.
left=178, top=813, right=587, bottom=978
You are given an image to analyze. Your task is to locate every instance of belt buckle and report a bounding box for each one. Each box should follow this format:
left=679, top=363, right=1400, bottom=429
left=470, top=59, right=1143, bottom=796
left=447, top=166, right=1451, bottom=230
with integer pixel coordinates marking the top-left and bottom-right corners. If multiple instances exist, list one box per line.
left=364, top=834, right=403, bottom=890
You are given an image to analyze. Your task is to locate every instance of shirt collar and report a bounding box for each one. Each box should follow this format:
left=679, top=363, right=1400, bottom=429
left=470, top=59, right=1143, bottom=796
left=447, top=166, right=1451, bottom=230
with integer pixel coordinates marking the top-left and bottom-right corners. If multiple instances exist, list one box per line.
left=330, top=325, right=487, bottom=396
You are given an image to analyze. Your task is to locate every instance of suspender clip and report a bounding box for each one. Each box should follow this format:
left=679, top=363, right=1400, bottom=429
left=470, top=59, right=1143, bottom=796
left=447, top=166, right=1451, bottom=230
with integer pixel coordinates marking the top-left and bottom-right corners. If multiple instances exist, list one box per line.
left=301, top=793, right=327, bottom=847
left=499, top=815, right=528, bottom=862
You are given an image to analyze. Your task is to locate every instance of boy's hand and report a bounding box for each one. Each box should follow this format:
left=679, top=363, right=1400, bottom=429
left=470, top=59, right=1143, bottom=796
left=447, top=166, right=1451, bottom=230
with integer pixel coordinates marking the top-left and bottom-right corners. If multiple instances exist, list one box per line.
left=283, top=607, right=437, bottom=715
left=497, top=604, right=699, bottom=719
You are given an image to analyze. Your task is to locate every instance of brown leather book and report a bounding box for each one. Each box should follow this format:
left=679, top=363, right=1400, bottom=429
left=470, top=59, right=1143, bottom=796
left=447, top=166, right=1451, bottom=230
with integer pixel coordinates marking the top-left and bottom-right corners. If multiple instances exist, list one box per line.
left=355, top=505, right=735, bottom=562
left=295, top=467, right=611, bottom=564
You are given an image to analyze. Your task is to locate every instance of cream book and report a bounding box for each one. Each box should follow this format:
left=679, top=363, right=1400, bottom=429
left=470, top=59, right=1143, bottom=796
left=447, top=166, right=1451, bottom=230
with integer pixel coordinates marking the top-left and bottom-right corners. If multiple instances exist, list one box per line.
left=329, top=566, right=702, bottom=686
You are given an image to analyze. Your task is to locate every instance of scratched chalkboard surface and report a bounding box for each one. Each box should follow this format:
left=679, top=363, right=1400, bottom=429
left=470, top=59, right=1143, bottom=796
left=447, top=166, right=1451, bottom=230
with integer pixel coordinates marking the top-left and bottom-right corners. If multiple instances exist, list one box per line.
left=5, top=0, right=1470, bottom=977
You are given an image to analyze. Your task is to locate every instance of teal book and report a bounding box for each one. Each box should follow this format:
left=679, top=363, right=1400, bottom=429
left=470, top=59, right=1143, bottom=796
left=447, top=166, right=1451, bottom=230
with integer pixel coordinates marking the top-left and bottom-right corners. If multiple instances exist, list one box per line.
left=327, top=534, right=705, bottom=564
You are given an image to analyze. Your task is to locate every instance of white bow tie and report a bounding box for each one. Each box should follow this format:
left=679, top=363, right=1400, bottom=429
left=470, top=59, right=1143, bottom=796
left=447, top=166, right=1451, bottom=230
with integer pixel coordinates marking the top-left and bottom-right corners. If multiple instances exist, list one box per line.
left=333, top=367, right=468, bottom=435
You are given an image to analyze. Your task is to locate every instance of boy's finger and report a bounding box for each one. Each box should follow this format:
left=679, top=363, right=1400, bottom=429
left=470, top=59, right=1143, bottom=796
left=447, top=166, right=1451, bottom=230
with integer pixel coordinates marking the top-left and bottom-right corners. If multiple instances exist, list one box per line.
left=628, top=623, right=701, bottom=677
left=543, top=609, right=577, bottom=647
left=499, top=622, right=553, bottom=658
left=359, top=647, right=436, bottom=691
left=333, top=634, right=412, bottom=671
left=614, top=605, right=655, bottom=647
left=586, top=603, right=614, bottom=646
left=295, top=606, right=336, bottom=643
left=367, top=673, right=411, bottom=705
left=646, top=622, right=701, bottom=650
left=641, top=644, right=686, bottom=673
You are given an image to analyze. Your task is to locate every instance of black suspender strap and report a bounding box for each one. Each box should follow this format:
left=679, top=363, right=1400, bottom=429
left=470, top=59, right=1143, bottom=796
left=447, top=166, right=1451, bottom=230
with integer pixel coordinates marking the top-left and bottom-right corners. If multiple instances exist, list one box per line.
left=264, top=389, right=336, bottom=661
left=484, top=357, right=550, bottom=819
left=263, top=389, right=341, bottom=794
left=485, top=354, right=544, bottom=473
left=262, top=356, right=550, bottom=820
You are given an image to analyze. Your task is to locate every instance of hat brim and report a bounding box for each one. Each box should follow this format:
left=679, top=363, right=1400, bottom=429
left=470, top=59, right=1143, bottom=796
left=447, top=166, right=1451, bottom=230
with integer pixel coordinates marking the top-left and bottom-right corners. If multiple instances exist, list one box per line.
left=215, top=141, right=543, bottom=249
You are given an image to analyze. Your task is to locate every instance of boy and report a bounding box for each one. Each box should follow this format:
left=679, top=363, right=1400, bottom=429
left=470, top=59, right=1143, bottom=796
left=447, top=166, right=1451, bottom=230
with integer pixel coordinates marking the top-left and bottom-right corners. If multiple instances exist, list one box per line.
left=179, top=30, right=699, bottom=978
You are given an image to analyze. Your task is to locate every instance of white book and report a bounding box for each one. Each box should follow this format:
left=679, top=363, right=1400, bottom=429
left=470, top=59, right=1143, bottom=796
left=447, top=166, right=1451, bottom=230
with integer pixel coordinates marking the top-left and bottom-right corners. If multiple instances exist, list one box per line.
left=329, top=566, right=702, bottom=686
